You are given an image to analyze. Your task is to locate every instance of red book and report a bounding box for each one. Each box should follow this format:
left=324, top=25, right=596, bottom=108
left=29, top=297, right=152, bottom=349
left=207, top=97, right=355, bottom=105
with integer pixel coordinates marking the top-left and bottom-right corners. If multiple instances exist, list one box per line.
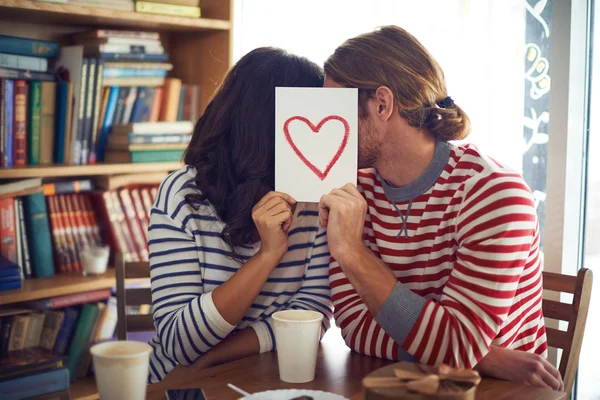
left=140, top=188, right=154, bottom=217
left=13, top=81, right=27, bottom=167
left=67, top=195, right=90, bottom=251
left=109, top=191, right=140, bottom=262
left=46, top=196, right=70, bottom=273
left=118, top=189, right=148, bottom=261
left=89, top=191, right=134, bottom=262
left=149, top=87, right=163, bottom=123
left=56, top=195, right=80, bottom=272
left=79, top=195, right=102, bottom=245
left=130, top=189, right=149, bottom=243
left=0, top=198, right=17, bottom=263
left=26, top=289, right=111, bottom=309
left=150, top=187, right=158, bottom=202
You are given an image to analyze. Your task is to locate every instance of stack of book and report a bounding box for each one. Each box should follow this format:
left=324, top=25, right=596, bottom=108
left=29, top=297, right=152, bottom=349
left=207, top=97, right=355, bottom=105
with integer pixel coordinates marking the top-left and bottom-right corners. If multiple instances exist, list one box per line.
left=0, top=293, right=119, bottom=397
left=135, top=0, right=201, bottom=18
left=104, top=120, right=193, bottom=163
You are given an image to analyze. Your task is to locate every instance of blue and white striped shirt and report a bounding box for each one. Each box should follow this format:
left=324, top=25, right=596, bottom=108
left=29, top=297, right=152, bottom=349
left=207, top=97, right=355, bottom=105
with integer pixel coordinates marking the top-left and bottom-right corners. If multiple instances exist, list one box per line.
left=147, top=166, right=333, bottom=383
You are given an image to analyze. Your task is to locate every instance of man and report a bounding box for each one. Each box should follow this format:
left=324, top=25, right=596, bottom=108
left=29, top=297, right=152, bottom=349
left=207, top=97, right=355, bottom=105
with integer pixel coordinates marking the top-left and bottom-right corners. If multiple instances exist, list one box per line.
left=319, top=26, right=563, bottom=391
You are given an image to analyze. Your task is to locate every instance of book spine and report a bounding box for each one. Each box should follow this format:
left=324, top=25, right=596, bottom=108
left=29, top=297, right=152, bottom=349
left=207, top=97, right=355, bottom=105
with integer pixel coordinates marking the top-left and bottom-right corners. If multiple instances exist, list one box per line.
left=93, top=30, right=160, bottom=40
left=40, top=311, right=65, bottom=351
left=89, top=60, right=104, bottom=164
left=176, top=85, right=185, bottom=121
left=140, top=188, right=154, bottom=216
left=74, top=59, right=89, bottom=165
left=96, top=86, right=120, bottom=162
left=131, top=133, right=191, bottom=145
left=141, top=0, right=199, bottom=7
left=0, top=53, right=48, bottom=72
left=0, top=367, right=69, bottom=399
left=160, top=78, right=182, bottom=122
left=24, top=312, right=45, bottom=348
left=81, top=59, right=96, bottom=165
left=0, top=198, right=17, bottom=264
left=27, top=81, right=41, bottom=165
left=13, top=80, right=26, bottom=166
left=140, top=87, right=155, bottom=123
left=149, top=86, right=163, bottom=122
left=98, top=52, right=169, bottom=62
left=47, top=196, right=66, bottom=273
left=110, top=191, right=140, bottom=261
left=121, top=86, right=138, bottom=124
left=8, top=315, right=30, bottom=351
left=119, top=189, right=149, bottom=261
left=112, top=86, right=129, bottom=129
left=129, top=149, right=183, bottom=163
left=66, top=304, right=98, bottom=381
left=0, top=316, right=11, bottom=356
left=135, top=1, right=201, bottom=17
left=103, top=68, right=167, bottom=78
left=23, top=192, right=56, bottom=278
left=101, top=191, right=134, bottom=262
left=130, top=189, right=149, bottom=244
left=43, top=180, right=93, bottom=195
left=53, top=308, right=79, bottom=355
left=3, top=80, right=13, bottom=166
left=80, top=195, right=102, bottom=244
left=77, top=303, right=102, bottom=378
left=16, top=198, right=32, bottom=279
left=40, top=82, right=56, bottom=165
left=54, top=82, right=68, bottom=164
left=96, top=43, right=164, bottom=54
left=13, top=199, right=23, bottom=279
left=67, top=195, right=91, bottom=252
left=53, top=196, right=76, bottom=272
left=98, top=296, right=118, bottom=340
left=0, top=79, right=5, bottom=167
left=0, top=36, right=58, bottom=58
left=71, top=194, right=96, bottom=247
left=57, top=195, right=82, bottom=272
left=0, top=68, right=55, bottom=81
left=129, top=87, right=147, bottom=123
left=64, top=82, right=74, bottom=165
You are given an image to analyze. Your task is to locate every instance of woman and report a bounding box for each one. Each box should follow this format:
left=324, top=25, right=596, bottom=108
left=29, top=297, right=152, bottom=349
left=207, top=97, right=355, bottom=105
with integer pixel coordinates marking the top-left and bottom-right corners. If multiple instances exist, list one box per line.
left=147, top=47, right=332, bottom=383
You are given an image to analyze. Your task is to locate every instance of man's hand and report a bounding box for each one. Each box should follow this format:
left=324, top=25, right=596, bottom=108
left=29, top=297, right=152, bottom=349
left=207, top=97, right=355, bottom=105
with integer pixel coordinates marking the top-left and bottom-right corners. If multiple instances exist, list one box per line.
left=318, top=183, right=367, bottom=263
left=475, top=346, right=564, bottom=391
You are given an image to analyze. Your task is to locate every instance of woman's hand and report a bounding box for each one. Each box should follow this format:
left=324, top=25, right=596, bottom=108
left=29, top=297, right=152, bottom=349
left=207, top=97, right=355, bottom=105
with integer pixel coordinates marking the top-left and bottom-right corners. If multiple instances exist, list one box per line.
left=252, top=191, right=296, bottom=262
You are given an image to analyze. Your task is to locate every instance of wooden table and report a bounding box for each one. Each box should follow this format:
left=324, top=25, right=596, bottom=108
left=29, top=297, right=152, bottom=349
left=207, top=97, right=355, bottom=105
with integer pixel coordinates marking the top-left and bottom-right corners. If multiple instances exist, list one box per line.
left=147, top=330, right=566, bottom=400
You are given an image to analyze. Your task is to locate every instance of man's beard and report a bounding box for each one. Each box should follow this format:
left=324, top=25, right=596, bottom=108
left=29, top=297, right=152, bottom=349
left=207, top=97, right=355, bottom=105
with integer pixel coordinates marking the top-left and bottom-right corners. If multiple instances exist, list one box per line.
left=357, top=119, right=381, bottom=169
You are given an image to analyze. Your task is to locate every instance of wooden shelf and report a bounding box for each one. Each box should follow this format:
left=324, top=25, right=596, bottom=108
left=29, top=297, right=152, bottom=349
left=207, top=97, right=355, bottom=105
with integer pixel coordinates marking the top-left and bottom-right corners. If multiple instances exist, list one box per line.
left=70, top=377, right=99, bottom=400
left=0, top=269, right=116, bottom=305
left=0, top=0, right=231, bottom=31
left=0, top=162, right=182, bottom=179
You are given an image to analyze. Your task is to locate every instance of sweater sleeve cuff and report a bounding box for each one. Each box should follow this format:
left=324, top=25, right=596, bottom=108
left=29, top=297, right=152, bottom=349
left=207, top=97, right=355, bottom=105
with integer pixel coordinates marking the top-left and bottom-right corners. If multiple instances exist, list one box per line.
left=200, top=291, right=236, bottom=338
left=375, top=282, right=426, bottom=346
left=250, top=319, right=275, bottom=354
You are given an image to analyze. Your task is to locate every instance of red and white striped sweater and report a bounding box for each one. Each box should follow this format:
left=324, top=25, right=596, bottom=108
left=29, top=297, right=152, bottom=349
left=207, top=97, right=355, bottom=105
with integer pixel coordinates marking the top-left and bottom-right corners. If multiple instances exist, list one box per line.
left=329, top=142, right=547, bottom=369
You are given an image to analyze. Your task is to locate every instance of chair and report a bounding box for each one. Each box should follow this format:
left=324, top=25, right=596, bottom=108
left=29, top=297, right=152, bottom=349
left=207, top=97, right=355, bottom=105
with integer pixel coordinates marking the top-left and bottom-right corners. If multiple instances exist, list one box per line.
left=542, top=268, right=593, bottom=395
left=115, top=253, right=155, bottom=340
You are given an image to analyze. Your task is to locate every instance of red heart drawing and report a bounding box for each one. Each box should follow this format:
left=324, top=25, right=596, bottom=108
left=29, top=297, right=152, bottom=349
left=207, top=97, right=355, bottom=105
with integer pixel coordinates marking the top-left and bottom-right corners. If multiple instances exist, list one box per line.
left=283, top=115, right=350, bottom=181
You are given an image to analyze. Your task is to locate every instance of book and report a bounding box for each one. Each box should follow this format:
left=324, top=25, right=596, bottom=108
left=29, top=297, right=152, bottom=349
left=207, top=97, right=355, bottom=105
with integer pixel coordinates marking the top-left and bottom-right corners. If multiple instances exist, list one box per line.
left=40, top=311, right=65, bottom=352
left=81, top=58, right=96, bottom=164
left=149, top=86, right=163, bottom=122
left=91, top=87, right=109, bottom=164
left=77, top=36, right=162, bottom=47
left=0, top=36, right=58, bottom=58
left=80, top=30, right=160, bottom=40
left=23, top=192, right=56, bottom=278
left=23, top=313, right=45, bottom=348
left=27, top=390, right=70, bottom=400
left=96, top=86, right=119, bottom=162
left=12, top=80, right=27, bottom=166
left=143, top=0, right=199, bottom=6
left=96, top=52, right=169, bottom=62
left=0, top=68, right=55, bottom=81
left=78, top=195, right=102, bottom=245
left=89, top=60, right=104, bottom=164
left=2, top=79, right=14, bottom=167
left=108, top=132, right=191, bottom=146
left=40, top=82, right=56, bottom=165
left=113, top=86, right=130, bottom=128
left=74, top=58, right=89, bottom=164
left=184, top=84, right=199, bottom=122
left=0, top=280, right=21, bottom=290
left=77, top=302, right=103, bottom=378
left=54, top=82, right=71, bottom=164
left=104, top=61, right=172, bottom=70
left=27, top=288, right=111, bottom=310
left=0, top=346, right=65, bottom=382
left=135, top=1, right=201, bottom=17
left=0, top=53, right=48, bottom=72
left=0, top=367, right=69, bottom=400
left=103, top=76, right=166, bottom=87
left=119, top=189, right=149, bottom=260
left=104, top=148, right=184, bottom=163
left=110, top=191, right=140, bottom=262
left=107, top=142, right=188, bottom=152
left=54, top=46, right=84, bottom=165
left=130, top=87, right=149, bottom=123
left=13, top=199, right=22, bottom=279
left=130, top=188, right=149, bottom=243
left=97, top=296, right=118, bottom=341
left=112, top=120, right=193, bottom=135
left=43, top=180, right=93, bottom=196
left=16, top=198, right=32, bottom=279
left=104, top=68, right=168, bottom=78
left=121, top=85, right=138, bottom=124
left=8, top=314, right=30, bottom=351
left=0, top=198, right=17, bottom=264
left=0, top=257, right=20, bottom=280
left=67, top=0, right=134, bottom=11
left=85, top=43, right=164, bottom=54
left=46, top=196, right=71, bottom=273
left=0, top=179, right=42, bottom=196
left=54, top=195, right=78, bottom=272
left=94, top=172, right=167, bottom=190
left=58, top=195, right=84, bottom=271
left=52, top=307, right=79, bottom=355
left=27, top=81, right=42, bottom=165
left=161, top=77, right=182, bottom=121
left=0, top=317, right=12, bottom=356
left=0, top=80, right=4, bottom=166
left=176, top=85, right=185, bottom=121
left=66, top=303, right=99, bottom=381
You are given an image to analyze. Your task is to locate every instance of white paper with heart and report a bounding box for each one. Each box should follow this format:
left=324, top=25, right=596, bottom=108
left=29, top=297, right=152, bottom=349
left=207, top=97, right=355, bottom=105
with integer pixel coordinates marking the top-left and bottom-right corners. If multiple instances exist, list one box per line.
left=275, top=87, right=358, bottom=202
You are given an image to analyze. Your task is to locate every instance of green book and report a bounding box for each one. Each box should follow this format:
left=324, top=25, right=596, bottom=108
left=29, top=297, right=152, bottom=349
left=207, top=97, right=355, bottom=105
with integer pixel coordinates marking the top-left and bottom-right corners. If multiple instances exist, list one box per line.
left=27, top=81, right=42, bottom=165
left=104, top=149, right=184, bottom=164
left=66, top=304, right=99, bottom=382
left=23, top=192, right=55, bottom=278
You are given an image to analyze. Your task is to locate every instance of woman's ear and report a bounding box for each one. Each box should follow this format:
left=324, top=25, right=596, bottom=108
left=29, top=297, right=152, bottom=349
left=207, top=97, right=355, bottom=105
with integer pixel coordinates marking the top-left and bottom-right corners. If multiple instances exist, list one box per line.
left=374, top=86, right=395, bottom=122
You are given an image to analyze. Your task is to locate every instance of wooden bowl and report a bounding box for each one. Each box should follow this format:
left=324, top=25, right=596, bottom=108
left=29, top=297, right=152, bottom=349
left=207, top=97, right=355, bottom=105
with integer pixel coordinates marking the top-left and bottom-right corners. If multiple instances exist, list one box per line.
left=362, top=362, right=478, bottom=400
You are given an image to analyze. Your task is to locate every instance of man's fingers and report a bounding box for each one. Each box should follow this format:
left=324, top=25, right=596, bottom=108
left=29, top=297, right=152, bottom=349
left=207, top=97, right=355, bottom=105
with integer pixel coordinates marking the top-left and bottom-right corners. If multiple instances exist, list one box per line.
left=318, top=194, right=332, bottom=227
left=341, top=182, right=362, bottom=197
left=542, top=359, right=564, bottom=391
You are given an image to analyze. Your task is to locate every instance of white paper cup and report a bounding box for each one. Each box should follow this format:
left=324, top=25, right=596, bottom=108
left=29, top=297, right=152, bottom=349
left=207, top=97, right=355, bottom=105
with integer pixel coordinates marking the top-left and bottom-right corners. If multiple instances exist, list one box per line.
left=81, top=246, right=110, bottom=276
left=91, top=341, right=152, bottom=400
left=272, top=310, right=323, bottom=383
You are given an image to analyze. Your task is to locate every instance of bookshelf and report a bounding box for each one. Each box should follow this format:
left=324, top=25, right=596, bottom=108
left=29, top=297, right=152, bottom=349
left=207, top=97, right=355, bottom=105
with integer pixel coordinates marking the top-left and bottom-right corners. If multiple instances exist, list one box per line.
left=0, top=2, right=233, bottom=398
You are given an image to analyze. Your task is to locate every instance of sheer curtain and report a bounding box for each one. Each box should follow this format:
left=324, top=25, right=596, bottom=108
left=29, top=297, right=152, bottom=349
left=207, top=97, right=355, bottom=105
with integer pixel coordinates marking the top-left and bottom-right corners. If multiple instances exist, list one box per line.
left=233, top=0, right=527, bottom=171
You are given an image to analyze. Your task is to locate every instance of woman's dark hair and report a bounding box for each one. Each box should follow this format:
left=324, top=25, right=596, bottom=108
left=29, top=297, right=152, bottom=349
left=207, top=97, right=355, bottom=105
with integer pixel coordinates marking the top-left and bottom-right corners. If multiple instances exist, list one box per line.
left=184, top=47, right=324, bottom=262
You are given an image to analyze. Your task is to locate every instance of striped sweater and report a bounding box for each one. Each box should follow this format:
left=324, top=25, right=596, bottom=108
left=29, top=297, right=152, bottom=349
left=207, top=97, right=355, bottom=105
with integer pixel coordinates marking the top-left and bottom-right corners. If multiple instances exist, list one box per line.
left=329, top=142, right=547, bottom=369
left=147, top=166, right=332, bottom=383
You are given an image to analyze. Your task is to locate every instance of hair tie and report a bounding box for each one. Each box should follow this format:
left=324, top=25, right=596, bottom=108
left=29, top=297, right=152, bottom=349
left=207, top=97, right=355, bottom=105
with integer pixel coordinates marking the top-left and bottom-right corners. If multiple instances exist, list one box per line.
left=436, top=96, right=454, bottom=109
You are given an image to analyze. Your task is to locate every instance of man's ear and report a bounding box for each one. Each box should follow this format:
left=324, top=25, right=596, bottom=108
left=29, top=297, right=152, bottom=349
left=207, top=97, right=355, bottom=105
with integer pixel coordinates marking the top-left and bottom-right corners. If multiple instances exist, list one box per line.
left=374, top=86, right=395, bottom=122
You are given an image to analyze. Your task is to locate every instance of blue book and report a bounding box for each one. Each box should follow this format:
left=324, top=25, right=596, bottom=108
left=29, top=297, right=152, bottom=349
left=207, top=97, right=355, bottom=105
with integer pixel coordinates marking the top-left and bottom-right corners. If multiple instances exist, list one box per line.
left=0, top=53, right=47, bottom=72
left=96, top=86, right=120, bottom=162
left=23, top=192, right=55, bottom=278
left=54, top=82, right=69, bottom=164
left=3, top=79, right=13, bottom=167
left=103, top=68, right=167, bottom=78
left=0, top=35, right=58, bottom=59
left=53, top=307, right=79, bottom=355
left=0, top=264, right=20, bottom=278
left=0, top=275, right=20, bottom=284
left=130, top=87, right=148, bottom=123
left=0, top=280, right=20, bottom=291
left=98, top=52, right=169, bottom=62
left=0, top=367, right=69, bottom=400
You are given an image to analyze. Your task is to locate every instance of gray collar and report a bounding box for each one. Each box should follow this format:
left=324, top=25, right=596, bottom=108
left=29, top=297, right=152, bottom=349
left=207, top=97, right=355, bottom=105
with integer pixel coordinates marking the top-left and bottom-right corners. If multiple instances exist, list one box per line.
left=381, top=140, right=451, bottom=203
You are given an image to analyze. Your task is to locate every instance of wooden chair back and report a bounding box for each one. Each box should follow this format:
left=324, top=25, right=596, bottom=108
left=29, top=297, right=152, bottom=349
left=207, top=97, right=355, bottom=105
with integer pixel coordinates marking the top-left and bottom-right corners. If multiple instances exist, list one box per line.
left=542, top=268, right=593, bottom=395
left=115, top=253, right=155, bottom=341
